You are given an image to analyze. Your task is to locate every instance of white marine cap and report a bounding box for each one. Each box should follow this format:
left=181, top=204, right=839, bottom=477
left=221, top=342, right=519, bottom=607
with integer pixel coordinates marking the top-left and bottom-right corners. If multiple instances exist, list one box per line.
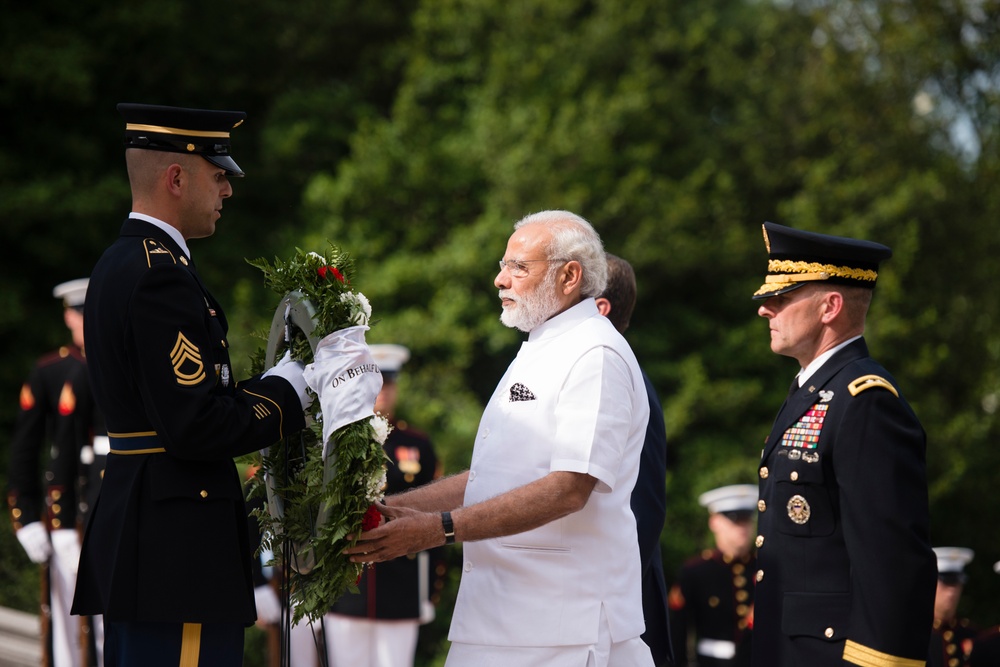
left=934, top=546, right=974, bottom=574
left=52, top=278, right=89, bottom=308
left=698, top=484, right=759, bottom=514
left=370, top=344, right=411, bottom=379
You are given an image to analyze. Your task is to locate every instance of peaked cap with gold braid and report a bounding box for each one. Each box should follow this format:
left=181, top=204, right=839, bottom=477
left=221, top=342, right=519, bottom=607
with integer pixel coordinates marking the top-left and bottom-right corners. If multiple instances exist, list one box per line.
left=118, top=103, right=247, bottom=177
left=752, top=221, right=892, bottom=299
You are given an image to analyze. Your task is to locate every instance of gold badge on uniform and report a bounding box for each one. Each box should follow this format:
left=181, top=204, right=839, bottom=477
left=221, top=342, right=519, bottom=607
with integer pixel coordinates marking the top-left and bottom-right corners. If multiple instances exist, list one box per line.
left=787, top=495, right=811, bottom=524
left=396, top=446, right=422, bottom=476
left=171, top=332, right=206, bottom=386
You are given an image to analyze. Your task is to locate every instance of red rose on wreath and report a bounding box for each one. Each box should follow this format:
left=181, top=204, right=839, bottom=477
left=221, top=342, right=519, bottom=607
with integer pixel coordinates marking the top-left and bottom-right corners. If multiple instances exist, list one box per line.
left=318, top=265, right=346, bottom=283
left=361, top=503, right=382, bottom=531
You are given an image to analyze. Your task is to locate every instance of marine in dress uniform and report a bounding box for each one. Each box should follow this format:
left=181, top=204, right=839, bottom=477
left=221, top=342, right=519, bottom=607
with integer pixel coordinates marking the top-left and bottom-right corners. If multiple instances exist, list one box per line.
left=7, top=279, right=105, bottom=667
left=751, top=222, right=936, bottom=667
left=928, top=548, right=976, bottom=667
left=669, top=485, right=756, bottom=667
left=71, top=104, right=310, bottom=667
left=326, top=344, right=443, bottom=667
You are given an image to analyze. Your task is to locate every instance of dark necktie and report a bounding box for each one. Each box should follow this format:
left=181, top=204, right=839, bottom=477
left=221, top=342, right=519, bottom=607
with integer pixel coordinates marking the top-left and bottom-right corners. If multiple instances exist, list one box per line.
left=787, top=376, right=800, bottom=400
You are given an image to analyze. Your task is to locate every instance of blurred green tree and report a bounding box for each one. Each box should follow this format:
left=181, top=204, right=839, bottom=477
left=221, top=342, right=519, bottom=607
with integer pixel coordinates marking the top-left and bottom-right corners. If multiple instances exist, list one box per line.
left=4, top=0, right=1000, bottom=656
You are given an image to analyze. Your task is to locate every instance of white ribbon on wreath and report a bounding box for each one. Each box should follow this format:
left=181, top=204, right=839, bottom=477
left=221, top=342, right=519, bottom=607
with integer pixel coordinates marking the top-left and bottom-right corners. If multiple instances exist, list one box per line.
left=304, top=326, right=383, bottom=460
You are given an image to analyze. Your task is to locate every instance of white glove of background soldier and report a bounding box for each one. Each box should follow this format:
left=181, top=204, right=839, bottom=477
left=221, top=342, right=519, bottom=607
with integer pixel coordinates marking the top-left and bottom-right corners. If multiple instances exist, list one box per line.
left=16, top=521, right=51, bottom=564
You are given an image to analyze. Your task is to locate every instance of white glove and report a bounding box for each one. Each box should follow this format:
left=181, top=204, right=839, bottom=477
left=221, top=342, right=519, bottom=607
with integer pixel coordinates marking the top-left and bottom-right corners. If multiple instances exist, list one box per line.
left=254, top=584, right=281, bottom=624
left=50, top=528, right=81, bottom=577
left=16, top=522, right=52, bottom=564
left=263, top=351, right=312, bottom=410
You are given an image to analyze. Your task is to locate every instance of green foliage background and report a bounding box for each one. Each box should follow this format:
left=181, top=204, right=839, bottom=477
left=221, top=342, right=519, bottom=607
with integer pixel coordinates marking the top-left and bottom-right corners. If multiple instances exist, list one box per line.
left=3, top=1, right=1000, bottom=663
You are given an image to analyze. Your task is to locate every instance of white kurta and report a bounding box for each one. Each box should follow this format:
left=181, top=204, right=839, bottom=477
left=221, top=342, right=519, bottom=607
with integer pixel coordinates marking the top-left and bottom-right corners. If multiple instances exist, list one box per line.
left=449, top=299, right=650, bottom=648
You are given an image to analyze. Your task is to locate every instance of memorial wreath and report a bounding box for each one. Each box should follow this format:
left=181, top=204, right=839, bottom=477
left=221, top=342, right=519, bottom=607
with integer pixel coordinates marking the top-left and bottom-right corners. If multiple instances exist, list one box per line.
left=243, top=243, right=389, bottom=623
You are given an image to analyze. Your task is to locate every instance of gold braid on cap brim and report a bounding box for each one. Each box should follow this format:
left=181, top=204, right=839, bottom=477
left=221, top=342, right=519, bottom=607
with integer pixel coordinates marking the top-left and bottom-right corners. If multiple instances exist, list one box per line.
left=753, top=260, right=878, bottom=297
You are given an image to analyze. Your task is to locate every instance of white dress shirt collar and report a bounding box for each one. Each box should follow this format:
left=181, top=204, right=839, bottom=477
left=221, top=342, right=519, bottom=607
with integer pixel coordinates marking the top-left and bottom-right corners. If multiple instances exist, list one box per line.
left=129, top=212, right=191, bottom=259
left=796, top=334, right=863, bottom=387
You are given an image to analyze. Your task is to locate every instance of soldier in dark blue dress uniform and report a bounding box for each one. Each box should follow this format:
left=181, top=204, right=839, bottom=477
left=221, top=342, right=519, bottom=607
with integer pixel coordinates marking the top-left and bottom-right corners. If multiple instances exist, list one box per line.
left=928, top=547, right=976, bottom=667
left=669, top=485, right=757, bottom=667
left=325, top=344, right=442, bottom=667
left=7, top=279, right=104, bottom=667
left=750, top=222, right=936, bottom=667
left=70, top=104, right=312, bottom=667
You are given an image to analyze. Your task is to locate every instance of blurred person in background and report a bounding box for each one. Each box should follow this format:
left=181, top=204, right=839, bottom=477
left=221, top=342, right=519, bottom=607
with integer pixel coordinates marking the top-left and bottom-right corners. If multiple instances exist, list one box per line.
left=594, top=253, right=673, bottom=666
left=7, top=278, right=106, bottom=667
left=669, top=484, right=757, bottom=667
left=928, top=547, right=976, bottom=667
left=969, top=561, right=1000, bottom=667
left=324, top=344, right=443, bottom=667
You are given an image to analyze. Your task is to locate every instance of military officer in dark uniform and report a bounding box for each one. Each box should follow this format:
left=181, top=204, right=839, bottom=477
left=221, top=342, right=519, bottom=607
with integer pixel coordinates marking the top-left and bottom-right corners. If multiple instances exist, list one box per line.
left=8, top=278, right=104, bottom=667
left=71, top=104, right=314, bottom=667
left=928, top=547, right=976, bottom=667
left=325, top=344, right=442, bottom=667
left=751, top=222, right=936, bottom=667
left=669, top=484, right=756, bottom=667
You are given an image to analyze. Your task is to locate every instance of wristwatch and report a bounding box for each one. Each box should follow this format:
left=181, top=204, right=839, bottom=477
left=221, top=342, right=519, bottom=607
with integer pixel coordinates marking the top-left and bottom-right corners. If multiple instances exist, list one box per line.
left=441, top=511, right=455, bottom=544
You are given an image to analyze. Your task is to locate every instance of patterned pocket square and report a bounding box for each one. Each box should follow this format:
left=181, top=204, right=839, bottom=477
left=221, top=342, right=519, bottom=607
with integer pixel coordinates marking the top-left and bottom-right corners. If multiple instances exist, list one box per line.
left=509, top=382, right=537, bottom=402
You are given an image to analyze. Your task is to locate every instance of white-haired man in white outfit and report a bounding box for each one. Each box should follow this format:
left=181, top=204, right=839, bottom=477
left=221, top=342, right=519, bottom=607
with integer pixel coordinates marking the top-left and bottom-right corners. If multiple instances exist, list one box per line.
left=345, top=210, right=654, bottom=667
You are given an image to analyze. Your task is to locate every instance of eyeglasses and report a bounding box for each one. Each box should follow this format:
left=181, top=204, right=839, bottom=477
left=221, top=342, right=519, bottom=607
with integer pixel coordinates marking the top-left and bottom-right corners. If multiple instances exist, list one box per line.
left=498, top=258, right=569, bottom=278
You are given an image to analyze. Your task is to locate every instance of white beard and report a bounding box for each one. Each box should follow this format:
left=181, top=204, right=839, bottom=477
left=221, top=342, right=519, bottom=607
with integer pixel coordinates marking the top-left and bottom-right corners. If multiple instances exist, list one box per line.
left=499, top=272, right=562, bottom=332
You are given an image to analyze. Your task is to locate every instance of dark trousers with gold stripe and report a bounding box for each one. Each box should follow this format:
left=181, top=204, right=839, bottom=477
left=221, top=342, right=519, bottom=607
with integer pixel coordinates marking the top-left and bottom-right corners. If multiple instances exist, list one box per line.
left=104, top=621, right=243, bottom=667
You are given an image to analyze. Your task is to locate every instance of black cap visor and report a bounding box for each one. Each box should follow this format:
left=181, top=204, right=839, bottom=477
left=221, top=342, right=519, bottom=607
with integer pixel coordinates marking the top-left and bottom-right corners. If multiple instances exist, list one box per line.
left=204, top=154, right=244, bottom=177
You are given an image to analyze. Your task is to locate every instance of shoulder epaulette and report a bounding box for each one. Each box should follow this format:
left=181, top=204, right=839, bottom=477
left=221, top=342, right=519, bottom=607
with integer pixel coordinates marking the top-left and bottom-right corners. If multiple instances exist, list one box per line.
left=848, top=374, right=898, bottom=397
left=143, top=238, right=177, bottom=267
